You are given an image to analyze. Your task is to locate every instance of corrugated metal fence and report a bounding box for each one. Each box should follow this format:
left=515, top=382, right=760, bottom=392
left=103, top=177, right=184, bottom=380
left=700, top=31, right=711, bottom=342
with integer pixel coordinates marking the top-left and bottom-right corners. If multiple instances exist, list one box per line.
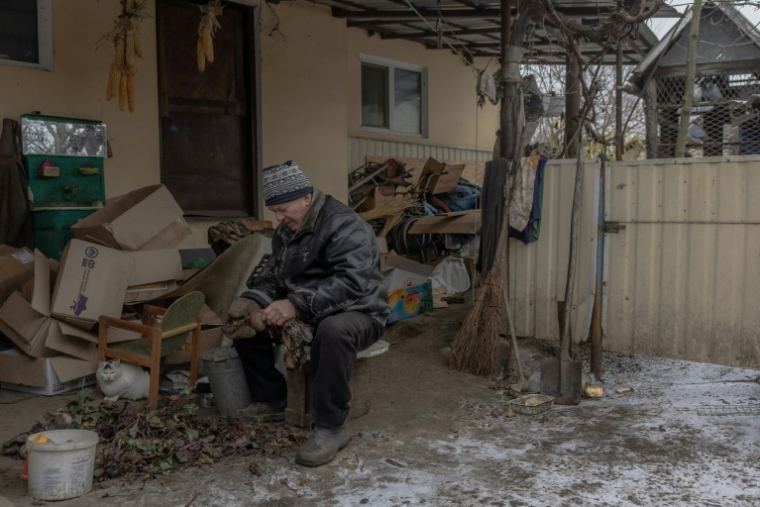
left=604, top=155, right=760, bottom=368
left=350, top=139, right=760, bottom=368
left=508, top=159, right=600, bottom=345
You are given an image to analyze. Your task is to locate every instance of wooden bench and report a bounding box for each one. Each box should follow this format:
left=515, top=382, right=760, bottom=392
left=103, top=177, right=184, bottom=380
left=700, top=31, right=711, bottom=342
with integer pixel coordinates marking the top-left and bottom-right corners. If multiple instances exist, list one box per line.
left=285, top=340, right=389, bottom=428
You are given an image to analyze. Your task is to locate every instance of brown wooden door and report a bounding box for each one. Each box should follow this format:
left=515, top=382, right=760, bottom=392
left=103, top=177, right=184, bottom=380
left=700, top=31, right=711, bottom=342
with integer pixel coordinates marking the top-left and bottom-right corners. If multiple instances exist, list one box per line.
left=156, top=0, right=257, bottom=216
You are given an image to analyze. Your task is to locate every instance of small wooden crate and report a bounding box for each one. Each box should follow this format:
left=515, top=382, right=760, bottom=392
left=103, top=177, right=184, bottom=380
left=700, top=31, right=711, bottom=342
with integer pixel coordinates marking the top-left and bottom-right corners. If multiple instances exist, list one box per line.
left=284, top=340, right=388, bottom=428
left=285, top=358, right=373, bottom=428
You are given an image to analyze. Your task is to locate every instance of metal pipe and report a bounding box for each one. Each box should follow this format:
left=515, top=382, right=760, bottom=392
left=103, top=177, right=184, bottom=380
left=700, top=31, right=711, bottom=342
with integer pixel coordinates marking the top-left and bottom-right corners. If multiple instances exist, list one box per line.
left=590, top=155, right=606, bottom=379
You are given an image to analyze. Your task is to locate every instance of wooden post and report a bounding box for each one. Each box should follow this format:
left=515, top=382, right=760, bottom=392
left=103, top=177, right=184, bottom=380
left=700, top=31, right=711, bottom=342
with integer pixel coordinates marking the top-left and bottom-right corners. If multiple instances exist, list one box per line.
left=615, top=40, right=624, bottom=161
left=644, top=79, right=659, bottom=159
left=674, top=0, right=703, bottom=158
left=565, top=39, right=582, bottom=158
left=499, top=0, right=511, bottom=158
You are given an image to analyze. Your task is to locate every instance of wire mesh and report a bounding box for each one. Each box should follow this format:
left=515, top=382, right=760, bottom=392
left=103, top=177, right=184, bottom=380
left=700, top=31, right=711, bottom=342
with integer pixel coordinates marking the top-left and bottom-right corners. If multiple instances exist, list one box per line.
left=696, top=404, right=760, bottom=416
left=654, top=70, right=760, bottom=158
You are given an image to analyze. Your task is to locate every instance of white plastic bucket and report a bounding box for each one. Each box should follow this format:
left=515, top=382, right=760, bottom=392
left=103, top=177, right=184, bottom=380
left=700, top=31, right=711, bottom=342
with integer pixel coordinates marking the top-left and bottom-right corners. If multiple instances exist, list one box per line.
left=27, top=429, right=99, bottom=501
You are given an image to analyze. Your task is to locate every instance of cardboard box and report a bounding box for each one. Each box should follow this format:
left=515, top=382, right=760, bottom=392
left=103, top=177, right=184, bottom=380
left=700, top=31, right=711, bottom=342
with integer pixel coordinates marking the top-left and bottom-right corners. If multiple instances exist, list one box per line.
left=51, top=240, right=134, bottom=326
left=381, top=254, right=434, bottom=323
left=381, top=254, right=435, bottom=290
left=106, top=322, right=143, bottom=344
left=0, top=250, right=97, bottom=360
left=46, top=320, right=98, bottom=361
left=420, top=158, right=466, bottom=195
left=124, top=281, right=179, bottom=303
left=408, top=211, right=481, bottom=235
left=128, top=249, right=182, bottom=286
left=0, top=293, right=55, bottom=357
left=0, top=348, right=96, bottom=395
left=71, top=184, right=191, bottom=251
left=124, top=249, right=182, bottom=303
left=357, top=186, right=397, bottom=212
left=140, top=217, right=192, bottom=251
left=0, top=246, right=35, bottom=307
left=0, top=249, right=56, bottom=357
left=387, top=280, right=433, bottom=323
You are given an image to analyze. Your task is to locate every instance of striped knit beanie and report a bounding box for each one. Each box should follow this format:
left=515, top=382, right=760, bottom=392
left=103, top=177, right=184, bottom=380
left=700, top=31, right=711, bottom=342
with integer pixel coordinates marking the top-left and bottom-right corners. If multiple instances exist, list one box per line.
left=262, top=161, right=313, bottom=206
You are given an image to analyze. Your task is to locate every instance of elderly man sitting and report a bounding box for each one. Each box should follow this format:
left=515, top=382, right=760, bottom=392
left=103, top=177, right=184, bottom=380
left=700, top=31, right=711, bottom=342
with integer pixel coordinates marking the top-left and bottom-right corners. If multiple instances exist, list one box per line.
left=225, top=161, right=390, bottom=467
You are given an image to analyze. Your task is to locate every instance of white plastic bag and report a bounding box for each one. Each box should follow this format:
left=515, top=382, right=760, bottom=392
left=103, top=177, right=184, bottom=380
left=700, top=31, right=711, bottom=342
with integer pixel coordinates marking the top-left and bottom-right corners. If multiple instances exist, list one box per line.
left=431, top=257, right=470, bottom=294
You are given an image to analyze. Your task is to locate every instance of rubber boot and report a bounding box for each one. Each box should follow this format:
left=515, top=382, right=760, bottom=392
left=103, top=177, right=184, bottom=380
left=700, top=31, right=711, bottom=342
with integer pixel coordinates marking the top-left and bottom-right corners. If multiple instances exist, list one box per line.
left=229, top=399, right=286, bottom=423
left=295, top=426, right=350, bottom=467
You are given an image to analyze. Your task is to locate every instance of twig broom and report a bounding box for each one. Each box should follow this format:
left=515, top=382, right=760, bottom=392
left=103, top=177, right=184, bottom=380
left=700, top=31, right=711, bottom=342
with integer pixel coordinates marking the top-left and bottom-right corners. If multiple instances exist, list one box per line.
left=448, top=162, right=513, bottom=377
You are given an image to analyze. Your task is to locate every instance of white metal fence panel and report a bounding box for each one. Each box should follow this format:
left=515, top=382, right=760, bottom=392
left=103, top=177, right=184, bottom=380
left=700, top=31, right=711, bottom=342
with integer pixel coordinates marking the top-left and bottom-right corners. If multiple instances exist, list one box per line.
left=509, top=159, right=600, bottom=344
left=347, top=137, right=491, bottom=174
left=604, top=155, right=760, bottom=368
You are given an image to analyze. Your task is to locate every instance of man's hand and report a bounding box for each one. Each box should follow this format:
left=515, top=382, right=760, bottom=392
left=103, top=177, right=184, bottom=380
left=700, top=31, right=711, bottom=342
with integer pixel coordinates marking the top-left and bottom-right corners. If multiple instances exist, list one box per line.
left=225, top=297, right=261, bottom=339
left=228, top=297, right=260, bottom=321
left=263, top=299, right=296, bottom=327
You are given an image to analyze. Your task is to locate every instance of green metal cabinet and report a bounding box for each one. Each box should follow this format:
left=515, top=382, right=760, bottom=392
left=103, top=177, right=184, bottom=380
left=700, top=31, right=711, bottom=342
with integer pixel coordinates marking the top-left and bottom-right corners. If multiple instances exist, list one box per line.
left=25, top=154, right=105, bottom=208
left=33, top=209, right=95, bottom=260
left=20, top=114, right=107, bottom=259
left=20, top=114, right=107, bottom=209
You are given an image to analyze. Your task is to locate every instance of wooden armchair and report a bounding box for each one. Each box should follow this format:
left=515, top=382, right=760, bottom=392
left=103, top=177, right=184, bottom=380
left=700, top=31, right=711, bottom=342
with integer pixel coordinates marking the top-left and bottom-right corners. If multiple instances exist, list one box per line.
left=98, top=291, right=205, bottom=407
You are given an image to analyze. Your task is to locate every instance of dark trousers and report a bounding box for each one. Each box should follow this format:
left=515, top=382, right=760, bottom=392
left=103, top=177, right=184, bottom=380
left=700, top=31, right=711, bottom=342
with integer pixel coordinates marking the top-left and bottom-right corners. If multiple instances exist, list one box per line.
left=233, top=311, right=383, bottom=429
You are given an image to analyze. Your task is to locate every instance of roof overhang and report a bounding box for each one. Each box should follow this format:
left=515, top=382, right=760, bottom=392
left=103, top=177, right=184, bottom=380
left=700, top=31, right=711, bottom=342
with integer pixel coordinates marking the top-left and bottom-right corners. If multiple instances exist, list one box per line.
left=306, top=0, right=680, bottom=64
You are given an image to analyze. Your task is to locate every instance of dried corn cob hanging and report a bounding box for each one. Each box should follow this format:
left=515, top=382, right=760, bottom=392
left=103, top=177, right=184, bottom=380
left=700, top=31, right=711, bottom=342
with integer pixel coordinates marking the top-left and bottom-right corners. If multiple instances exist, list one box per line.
left=197, top=0, right=223, bottom=73
left=101, top=0, right=148, bottom=113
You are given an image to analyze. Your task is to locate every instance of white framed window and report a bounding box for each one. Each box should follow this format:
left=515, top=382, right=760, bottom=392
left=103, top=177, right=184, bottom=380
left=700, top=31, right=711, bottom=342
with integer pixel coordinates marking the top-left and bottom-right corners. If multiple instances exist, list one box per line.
left=360, top=55, right=428, bottom=137
left=0, top=0, right=53, bottom=71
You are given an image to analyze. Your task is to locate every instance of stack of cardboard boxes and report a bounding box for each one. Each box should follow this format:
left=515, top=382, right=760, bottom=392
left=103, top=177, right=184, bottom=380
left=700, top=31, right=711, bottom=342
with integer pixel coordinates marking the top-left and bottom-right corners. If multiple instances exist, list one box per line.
left=355, top=158, right=479, bottom=323
left=0, top=185, right=221, bottom=395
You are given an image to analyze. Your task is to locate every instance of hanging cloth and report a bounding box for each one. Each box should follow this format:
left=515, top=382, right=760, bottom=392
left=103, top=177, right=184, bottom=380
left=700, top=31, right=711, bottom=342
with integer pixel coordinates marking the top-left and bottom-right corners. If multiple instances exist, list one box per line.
left=0, top=119, right=33, bottom=247
left=510, top=158, right=547, bottom=245
left=509, top=156, right=539, bottom=232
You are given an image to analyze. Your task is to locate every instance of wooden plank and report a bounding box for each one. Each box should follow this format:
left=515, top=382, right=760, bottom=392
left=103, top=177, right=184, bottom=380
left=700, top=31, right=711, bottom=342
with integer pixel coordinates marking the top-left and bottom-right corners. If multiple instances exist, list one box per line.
left=285, top=363, right=313, bottom=428
left=100, top=349, right=151, bottom=367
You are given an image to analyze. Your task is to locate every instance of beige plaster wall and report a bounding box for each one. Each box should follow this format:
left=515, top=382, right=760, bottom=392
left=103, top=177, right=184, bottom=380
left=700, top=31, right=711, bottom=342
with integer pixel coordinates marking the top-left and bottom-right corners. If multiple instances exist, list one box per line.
left=0, top=0, right=161, bottom=200
left=346, top=29, right=501, bottom=152
left=258, top=1, right=348, bottom=205
left=0, top=1, right=491, bottom=216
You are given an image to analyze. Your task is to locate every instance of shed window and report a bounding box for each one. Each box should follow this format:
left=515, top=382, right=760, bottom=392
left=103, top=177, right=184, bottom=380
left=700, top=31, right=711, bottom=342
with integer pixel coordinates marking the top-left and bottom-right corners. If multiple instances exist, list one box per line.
left=0, top=0, right=53, bottom=71
left=361, top=56, right=427, bottom=136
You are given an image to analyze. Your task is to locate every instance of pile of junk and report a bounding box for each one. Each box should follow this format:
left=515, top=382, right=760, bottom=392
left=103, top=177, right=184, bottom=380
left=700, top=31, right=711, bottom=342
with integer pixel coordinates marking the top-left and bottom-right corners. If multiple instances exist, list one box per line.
left=349, top=157, right=481, bottom=265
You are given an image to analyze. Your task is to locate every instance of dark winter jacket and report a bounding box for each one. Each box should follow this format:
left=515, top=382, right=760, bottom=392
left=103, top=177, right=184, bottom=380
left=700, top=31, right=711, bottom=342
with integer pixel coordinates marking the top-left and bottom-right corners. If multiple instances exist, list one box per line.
left=242, top=188, right=390, bottom=326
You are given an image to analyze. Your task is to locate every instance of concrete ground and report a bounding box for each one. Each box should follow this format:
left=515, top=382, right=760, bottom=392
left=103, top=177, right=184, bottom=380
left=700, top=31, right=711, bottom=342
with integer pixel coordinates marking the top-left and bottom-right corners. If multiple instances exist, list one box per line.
left=1, top=303, right=759, bottom=506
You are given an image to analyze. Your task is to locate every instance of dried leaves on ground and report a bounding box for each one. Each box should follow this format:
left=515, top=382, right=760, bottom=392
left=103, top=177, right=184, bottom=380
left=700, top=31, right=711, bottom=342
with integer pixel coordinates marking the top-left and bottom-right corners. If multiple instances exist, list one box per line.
left=2, top=389, right=307, bottom=481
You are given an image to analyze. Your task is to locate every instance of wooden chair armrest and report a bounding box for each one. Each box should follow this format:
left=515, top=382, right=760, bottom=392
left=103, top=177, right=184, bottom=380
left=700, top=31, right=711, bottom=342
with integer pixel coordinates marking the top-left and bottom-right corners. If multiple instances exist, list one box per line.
left=160, top=322, right=200, bottom=339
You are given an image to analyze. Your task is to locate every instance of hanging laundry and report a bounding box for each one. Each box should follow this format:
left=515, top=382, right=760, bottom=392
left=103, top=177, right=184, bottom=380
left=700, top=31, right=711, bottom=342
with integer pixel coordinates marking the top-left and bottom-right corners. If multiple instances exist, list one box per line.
left=509, top=155, right=539, bottom=232
left=510, top=158, right=546, bottom=245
